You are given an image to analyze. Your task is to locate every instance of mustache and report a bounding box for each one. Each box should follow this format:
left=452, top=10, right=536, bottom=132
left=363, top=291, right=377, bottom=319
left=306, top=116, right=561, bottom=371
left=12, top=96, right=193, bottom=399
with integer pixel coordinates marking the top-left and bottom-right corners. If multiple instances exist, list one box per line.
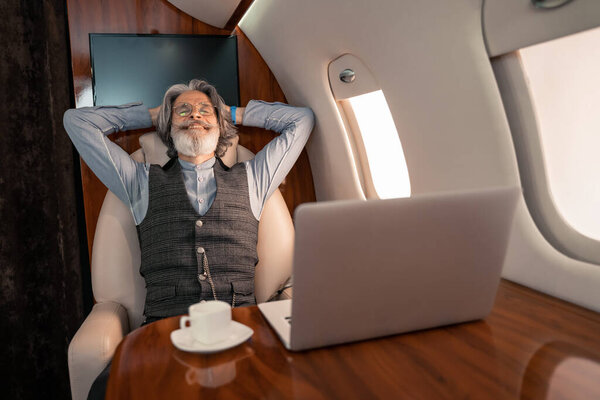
left=173, top=120, right=217, bottom=130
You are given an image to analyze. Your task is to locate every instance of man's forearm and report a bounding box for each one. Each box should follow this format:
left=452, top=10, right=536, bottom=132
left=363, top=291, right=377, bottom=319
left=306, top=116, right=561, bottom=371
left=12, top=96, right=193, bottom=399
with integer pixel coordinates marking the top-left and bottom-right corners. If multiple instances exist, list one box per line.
left=64, top=102, right=152, bottom=137
left=63, top=103, right=152, bottom=213
left=242, top=100, right=315, bottom=218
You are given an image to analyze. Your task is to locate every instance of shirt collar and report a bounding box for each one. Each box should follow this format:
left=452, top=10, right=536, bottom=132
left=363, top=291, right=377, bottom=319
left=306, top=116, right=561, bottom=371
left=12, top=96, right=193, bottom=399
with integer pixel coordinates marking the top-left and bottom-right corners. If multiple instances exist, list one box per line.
left=178, top=156, right=216, bottom=171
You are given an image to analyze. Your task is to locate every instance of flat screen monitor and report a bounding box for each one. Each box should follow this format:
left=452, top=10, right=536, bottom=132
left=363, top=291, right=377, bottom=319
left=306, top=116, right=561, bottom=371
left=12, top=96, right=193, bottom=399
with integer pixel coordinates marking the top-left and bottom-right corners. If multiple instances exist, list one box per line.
left=90, top=34, right=240, bottom=107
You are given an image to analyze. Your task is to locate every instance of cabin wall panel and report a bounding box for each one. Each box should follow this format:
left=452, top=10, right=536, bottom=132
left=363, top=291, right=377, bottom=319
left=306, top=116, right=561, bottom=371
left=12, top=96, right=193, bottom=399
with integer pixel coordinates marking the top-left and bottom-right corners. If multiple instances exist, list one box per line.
left=503, top=200, right=600, bottom=312
left=241, top=0, right=520, bottom=197
left=491, top=53, right=600, bottom=311
left=240, top=0, right=600, bottom=311
left=66, top=0, right=315, bottom=259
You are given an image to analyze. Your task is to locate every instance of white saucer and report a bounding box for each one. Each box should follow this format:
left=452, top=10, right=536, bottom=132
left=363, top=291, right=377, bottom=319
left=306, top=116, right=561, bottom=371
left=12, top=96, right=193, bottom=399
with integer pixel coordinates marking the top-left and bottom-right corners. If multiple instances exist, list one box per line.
left=170, top=321, right=253, bottom=354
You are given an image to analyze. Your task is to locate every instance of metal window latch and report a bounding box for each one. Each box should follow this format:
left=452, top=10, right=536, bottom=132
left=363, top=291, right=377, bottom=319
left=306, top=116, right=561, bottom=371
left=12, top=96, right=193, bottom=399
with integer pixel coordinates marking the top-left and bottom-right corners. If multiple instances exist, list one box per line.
left=532, top=0, right=575, bottom=9
left=339, top=69, right=356, bottom=83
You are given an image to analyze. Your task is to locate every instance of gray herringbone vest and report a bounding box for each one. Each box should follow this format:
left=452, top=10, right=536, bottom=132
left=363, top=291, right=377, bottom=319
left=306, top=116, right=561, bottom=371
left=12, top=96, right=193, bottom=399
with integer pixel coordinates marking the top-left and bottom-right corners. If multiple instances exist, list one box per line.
left=137, top=158, right=259, bottom=319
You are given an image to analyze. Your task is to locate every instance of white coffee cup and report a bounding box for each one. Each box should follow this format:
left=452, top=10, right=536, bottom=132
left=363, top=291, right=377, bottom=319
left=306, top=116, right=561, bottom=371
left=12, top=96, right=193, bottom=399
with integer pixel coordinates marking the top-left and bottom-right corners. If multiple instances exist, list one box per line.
left=180, top=300, right=232, bottom=344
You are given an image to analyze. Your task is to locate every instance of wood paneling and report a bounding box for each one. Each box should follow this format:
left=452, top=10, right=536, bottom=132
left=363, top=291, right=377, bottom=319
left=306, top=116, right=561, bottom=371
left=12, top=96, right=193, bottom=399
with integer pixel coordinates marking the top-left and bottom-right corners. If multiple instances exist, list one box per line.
left=106, top=280, right=600, bottom=399
left=225, top=0, right=255, bottom=31
left=66, top=0, right=315, bottom=259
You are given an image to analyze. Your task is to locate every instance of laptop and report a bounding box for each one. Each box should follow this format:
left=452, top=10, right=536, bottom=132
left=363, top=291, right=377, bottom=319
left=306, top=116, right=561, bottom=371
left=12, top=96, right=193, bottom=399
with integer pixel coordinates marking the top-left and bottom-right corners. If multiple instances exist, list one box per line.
left=258, top=186, right=520, bottom=351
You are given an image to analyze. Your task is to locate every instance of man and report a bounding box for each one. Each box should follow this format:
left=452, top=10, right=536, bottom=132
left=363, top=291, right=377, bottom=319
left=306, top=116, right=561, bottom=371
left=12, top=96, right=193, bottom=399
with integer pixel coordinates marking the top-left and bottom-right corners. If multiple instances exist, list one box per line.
left=64, top=79, right=314, bottom=322
left=64, top=79, right=313, bottom=399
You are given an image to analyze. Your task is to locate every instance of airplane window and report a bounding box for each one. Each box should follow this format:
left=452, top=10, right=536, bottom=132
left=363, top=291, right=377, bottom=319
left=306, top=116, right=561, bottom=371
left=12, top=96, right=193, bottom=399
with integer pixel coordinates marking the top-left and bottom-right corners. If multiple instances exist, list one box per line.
left=518, top=27, right=600, bottom=240
left=343, top=90, right=411, bottom=199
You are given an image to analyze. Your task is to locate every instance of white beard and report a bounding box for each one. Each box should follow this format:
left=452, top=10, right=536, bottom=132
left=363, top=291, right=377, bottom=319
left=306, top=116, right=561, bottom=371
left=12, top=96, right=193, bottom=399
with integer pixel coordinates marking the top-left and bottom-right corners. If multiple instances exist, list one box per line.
left=171, top=124, right=220, bottom=157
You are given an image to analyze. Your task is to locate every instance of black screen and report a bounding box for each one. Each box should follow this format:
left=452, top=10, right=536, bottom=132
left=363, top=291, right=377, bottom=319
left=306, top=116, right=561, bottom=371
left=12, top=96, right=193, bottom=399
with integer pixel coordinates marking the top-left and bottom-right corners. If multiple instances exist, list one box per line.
left=90, top=34, right=240, bottom=107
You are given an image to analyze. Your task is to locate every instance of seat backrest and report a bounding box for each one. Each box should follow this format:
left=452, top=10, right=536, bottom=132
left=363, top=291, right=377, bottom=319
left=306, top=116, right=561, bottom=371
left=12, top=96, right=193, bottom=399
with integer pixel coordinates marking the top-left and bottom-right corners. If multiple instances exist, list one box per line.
left=91, top=133, right=294, bottom=329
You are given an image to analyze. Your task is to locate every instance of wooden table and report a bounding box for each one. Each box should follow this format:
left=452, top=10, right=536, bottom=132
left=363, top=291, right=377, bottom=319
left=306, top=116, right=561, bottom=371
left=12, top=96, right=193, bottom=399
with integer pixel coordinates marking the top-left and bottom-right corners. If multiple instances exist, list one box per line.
left=106, top=280, right=600, bottom=399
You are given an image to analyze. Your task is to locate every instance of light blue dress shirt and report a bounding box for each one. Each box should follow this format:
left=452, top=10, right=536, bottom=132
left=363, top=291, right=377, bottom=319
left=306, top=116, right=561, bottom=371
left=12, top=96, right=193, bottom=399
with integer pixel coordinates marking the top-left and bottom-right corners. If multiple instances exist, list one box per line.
left=63, top=100, right=314, bottom=224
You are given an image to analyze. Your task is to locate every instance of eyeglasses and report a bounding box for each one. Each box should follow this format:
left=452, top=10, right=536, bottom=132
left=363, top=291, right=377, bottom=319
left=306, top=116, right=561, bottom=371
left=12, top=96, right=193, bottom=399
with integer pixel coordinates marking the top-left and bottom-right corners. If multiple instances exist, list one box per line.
left=173, top=102, right=216, bottom=117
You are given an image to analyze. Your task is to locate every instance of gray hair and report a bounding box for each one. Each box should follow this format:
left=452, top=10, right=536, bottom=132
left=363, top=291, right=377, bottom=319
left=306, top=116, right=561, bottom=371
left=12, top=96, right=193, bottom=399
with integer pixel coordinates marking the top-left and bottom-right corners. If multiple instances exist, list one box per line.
left=156, top=79, right=237, bottom=158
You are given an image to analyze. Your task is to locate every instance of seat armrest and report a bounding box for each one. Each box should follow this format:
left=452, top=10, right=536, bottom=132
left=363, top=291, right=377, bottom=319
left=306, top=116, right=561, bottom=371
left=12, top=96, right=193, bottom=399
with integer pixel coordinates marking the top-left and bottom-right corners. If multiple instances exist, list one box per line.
left=277, top=287, right=293, bottom=300
left=68, top=302, right=130, bottom=400
left=269, top=277, right=293, bottom=301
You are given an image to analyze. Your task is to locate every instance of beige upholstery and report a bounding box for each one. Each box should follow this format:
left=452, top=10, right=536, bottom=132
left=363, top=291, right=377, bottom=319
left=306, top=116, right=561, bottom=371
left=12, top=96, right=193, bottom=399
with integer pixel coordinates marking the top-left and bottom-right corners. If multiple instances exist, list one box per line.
left=68, top=133, right=295, bottom=400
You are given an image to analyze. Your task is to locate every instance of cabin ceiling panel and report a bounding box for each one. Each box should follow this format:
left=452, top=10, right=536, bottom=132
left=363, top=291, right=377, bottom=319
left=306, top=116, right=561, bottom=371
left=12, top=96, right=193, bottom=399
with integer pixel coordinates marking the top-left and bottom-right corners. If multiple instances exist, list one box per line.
left=484, top=0, right=600, bottom=56
left=167, top=0, right=242, bottom=29
left=240, top=0, right=520, bottom=199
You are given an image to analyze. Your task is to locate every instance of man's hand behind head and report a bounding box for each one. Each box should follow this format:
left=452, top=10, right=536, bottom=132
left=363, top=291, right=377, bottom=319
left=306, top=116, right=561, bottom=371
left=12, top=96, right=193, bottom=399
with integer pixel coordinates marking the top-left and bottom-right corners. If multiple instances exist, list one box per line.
left=148, top=106, right=160, bottom=127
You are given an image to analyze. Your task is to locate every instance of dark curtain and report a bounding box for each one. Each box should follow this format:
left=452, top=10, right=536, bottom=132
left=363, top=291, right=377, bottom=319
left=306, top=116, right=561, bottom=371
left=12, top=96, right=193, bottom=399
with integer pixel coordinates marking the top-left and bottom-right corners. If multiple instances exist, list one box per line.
left=0, top=0, right=86, bottom=399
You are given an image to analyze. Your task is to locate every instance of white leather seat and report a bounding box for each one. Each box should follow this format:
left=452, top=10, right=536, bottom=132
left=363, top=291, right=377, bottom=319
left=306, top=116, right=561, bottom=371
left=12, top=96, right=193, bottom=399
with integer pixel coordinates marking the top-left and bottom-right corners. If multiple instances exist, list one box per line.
left=67, top=133, right=295, bottom=400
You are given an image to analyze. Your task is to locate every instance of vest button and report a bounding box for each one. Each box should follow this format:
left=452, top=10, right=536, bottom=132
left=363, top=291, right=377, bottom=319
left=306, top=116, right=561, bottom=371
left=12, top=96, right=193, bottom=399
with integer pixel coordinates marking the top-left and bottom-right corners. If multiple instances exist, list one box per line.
left=196, top=220, right=203, bottom=227
left=197, top=274, right=206, bottom=281
left=197, top=247, right=205, bottom=254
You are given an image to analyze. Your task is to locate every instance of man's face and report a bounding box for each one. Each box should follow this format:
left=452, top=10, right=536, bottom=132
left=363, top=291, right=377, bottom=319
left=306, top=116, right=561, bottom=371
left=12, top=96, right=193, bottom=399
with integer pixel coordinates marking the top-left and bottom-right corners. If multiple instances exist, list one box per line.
left=170, top=90, right=220, bottom=157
